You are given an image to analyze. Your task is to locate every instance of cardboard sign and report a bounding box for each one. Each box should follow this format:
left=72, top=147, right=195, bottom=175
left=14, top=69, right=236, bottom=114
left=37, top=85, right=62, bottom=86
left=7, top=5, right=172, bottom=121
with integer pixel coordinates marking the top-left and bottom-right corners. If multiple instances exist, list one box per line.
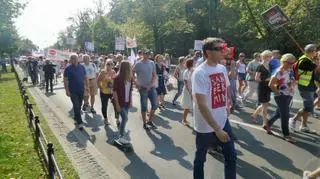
left=262, top=5, right=290, bottom=29
left=126, top=37, right=137, bottom=48
left=85, top=42, right=94, bottom=51
left=194, top=40, right=203, bottom=51
left=115, top=37, right=125, bottom=50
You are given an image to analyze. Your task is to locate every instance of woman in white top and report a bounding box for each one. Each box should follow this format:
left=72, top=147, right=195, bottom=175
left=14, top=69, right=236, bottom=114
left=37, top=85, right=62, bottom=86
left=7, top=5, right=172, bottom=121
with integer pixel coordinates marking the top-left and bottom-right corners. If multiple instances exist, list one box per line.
left=236, top=53, right=247, bottom=97
left=182, top=58, right=194, bottom=126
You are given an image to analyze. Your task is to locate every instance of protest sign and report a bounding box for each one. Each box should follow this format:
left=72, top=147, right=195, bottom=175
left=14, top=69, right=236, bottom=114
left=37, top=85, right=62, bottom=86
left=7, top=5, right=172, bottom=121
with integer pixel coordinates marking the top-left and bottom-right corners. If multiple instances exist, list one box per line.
left=194, top=40, right=203, bottom=51
left=261, top=5, right=289, bottom=29
left=115, top=37, right=125, bottom=50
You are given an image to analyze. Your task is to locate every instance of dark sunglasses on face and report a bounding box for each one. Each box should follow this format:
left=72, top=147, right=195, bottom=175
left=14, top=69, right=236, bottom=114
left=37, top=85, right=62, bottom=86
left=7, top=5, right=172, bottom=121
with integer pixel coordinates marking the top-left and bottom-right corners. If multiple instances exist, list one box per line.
left=106, top=63, right=113, bottom=66
left=207, top=46, right=224, bottom=52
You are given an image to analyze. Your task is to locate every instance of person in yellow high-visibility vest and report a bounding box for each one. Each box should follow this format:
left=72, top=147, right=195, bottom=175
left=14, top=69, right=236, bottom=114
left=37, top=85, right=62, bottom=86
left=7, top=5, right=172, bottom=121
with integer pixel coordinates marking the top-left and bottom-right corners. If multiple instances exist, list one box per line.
left=289, top=44, right=319, bottom=132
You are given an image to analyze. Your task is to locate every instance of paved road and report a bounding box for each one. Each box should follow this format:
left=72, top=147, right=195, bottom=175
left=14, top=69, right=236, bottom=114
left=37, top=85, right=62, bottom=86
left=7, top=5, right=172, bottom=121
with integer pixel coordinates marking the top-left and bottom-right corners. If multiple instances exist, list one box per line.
left=36, top=76, right=319, bottom=179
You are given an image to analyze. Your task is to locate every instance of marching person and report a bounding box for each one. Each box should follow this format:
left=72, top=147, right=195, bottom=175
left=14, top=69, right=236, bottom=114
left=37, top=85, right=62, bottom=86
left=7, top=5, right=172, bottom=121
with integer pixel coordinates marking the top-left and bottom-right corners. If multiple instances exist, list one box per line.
left=289, top=44, right=319, bottom=132
left=265, top=54, right=296, bottom=143
left=82, top=54, right=98, bottom=114
left=113, top=61, right=134, bottom=143
left=97, top=59, right=119, bottom=125
left=193, top=37, right=236, bottom=179
left=43, top=60, right=56, bottom=93
left=172, top=56, right=186, bottom=106
left=251, top=50, right=273, bottom=125
left=181, top=58, right=194, bottom=125
left=244, top=52, right=261, bottom=103
left=133, top=49, right=158, bottom=130
left=155, top=54, right=167, bottom=110
left=64, top=54, right=89, bottom=130
left=236, top=53, right=247, bottom=98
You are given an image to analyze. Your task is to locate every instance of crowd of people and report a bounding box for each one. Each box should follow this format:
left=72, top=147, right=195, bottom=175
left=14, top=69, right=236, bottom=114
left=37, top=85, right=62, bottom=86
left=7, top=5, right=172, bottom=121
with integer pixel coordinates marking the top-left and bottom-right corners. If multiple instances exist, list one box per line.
left=18, top=37, right=320, bottom=179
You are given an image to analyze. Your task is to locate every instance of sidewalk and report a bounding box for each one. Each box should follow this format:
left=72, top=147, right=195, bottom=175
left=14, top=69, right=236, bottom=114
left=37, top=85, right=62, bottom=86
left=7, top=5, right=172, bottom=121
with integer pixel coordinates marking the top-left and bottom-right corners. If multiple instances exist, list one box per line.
left=16, top=66, right=123, bottom=179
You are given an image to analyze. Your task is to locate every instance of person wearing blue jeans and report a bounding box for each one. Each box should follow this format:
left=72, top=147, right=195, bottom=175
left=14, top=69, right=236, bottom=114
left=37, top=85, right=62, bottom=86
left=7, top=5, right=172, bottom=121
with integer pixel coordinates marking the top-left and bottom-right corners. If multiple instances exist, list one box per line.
left=194, top=120, right=236, bottom=179
left=64, top=53, right=88, bottom=130
left=172, top=56, right=186, bottom=105
left=267, top=95, right=292, bottom=136
left=114, top=61, right=133, bottom=143
left=266, top=53, right=297, bottom=142
left=133, top=49, right=158, bottom=130
left=192, top=37, right=236, bottom=179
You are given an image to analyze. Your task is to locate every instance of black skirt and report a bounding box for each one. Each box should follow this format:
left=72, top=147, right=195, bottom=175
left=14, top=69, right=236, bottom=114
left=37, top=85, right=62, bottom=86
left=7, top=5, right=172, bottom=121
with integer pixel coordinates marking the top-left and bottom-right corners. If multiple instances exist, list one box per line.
left=258, top=81, right=271, bottom=103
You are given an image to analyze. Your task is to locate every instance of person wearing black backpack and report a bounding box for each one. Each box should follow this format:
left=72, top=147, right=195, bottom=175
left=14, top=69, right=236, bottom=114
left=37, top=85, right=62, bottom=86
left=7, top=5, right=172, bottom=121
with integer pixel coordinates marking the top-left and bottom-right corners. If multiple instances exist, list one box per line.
left=289, top=44, right=319, bottom=133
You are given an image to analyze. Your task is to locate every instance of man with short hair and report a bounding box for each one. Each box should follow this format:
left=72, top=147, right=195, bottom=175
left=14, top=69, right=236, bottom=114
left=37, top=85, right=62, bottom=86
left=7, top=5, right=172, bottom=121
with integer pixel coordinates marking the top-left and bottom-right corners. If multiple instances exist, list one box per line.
left=192, top=37, right=236, bottom=179
left=133, top=49, right=158, bottom=130
left=64, top=54, right=89, bottom=130
left=289, top=44, right=319, bottom=132
left=82, top=54, right=98, bottom=113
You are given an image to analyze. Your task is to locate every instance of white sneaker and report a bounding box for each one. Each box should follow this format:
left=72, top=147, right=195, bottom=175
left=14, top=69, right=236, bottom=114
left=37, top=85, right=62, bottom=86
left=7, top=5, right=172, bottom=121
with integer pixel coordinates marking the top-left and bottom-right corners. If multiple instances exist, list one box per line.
left=302, top=171, right=310, bottom=179
left=299, top=125, right=310, bottom=132
left=118, top=137, right=129, bottom=144
left=289, top=118, right=296, bottom=132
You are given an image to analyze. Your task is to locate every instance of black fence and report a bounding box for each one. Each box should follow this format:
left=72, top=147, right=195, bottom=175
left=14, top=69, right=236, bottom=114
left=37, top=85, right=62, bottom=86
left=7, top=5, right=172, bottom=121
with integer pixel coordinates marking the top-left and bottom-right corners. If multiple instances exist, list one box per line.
left=13, top=65, right=63, bottom=179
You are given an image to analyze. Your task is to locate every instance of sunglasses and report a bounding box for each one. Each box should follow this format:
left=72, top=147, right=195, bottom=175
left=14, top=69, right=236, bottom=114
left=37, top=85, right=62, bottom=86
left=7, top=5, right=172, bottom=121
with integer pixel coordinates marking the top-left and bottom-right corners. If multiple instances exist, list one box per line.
left=285, top=61, right=295, bottom=65
left=106, top=63, right=113, bottom=66
left=225, top=58, right=233, bottom=60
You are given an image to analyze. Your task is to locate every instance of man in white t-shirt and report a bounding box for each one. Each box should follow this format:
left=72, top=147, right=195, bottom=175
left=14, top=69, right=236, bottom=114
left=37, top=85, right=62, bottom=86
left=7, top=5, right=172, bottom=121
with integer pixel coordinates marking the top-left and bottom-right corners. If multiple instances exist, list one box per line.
left=82, top=54, right=98, bottom=113
left=192, top=37, right=236, bottom=179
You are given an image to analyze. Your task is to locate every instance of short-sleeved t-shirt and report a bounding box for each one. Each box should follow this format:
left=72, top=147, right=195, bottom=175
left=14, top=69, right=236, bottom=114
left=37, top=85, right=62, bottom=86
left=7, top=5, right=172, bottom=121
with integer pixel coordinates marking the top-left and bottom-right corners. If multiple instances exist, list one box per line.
left=83, top=63, right=97, bottom=79
left=133, top=59, right=156, bottom=88
left=256, top=64, right=270, bottom=81
left=192, top=63, right=230, bottom=133
left=269, top=58, right=280, bottom=75
left=246, top=60, right=260, bottom=81
left=272, top=68, right=295, bottom=96
left=64, top=64, right=86, bottom=93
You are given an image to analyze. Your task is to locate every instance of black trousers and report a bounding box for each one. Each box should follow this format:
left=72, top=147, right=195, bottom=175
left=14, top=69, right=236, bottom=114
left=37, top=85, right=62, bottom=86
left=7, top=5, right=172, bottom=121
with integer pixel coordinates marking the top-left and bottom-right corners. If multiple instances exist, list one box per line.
left=45, top=77, right=53, bottom=93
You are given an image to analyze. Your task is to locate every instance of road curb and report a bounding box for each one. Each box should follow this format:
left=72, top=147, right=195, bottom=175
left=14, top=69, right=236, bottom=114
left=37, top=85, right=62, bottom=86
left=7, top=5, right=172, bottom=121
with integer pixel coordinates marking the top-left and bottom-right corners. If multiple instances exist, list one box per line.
left=16, top=67, right=124, bottom=179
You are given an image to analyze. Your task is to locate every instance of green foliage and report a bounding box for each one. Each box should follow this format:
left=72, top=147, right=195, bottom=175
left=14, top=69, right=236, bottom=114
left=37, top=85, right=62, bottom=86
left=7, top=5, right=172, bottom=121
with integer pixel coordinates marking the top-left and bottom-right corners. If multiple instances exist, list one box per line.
left=52, top=0, right=320, bottom=57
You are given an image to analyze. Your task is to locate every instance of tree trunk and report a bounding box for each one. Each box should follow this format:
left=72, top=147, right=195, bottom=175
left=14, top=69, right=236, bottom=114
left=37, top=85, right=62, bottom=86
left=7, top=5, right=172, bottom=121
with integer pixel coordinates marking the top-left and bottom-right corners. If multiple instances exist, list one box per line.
left=243, top=0, right=264, bottom=38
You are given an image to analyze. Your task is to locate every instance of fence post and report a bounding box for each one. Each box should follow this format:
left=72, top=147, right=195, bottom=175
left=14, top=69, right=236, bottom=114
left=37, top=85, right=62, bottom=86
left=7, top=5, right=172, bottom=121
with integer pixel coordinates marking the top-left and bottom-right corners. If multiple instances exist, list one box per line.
left=28, top=103, right=33, bottom=127
left=24, top=95, right=29, bottom=113
left=47, top=143, right=55, bottom=179
left=35, top=116, right=40, bottom=140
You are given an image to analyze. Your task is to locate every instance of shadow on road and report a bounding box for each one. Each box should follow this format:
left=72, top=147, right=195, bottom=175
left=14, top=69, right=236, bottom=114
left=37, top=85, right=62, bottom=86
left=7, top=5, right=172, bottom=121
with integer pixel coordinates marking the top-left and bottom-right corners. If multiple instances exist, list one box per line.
left=233, top=125, right=302, bottom=176
left=146, top=129, right=193, bottom=171
left=104, top=126, right=159, bottom=178
left=83, top=113, right=104, bottom=132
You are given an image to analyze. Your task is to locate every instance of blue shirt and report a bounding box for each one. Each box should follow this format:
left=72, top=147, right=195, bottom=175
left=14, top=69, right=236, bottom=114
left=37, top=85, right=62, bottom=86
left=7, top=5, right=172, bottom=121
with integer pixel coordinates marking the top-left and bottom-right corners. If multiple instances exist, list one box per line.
left=269, top=58, right=280, bottom=76
left=64, top=64, right=86, bottom=93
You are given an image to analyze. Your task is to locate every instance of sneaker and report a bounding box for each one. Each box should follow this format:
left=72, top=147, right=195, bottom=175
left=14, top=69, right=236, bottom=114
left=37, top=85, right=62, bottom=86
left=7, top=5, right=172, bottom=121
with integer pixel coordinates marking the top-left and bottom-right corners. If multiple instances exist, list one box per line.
left=303, top=171, right=311, bottom=179
left=143, top=123, right=150, bottom=130
left=118, top=137, right=129, bottom=144
left=78, top=123, right=84, bottom=130
left=289, top=118, right=296, bottom=132
left=147, top=121, right=157, bottom=129
left=299, top=125, right=317, bottom=133
left=82, top=104, right=88, bottom=111
left=90, top=108, right=96, bottom=114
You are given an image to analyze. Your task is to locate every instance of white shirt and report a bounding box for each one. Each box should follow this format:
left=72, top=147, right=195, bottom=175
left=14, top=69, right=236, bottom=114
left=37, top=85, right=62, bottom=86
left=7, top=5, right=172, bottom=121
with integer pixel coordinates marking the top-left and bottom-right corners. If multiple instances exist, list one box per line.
left=125, top=81, right=131, bottom=103
left=237, top=62, right=246, bottom=73
left=192, top=63, right=230, bottom=133
left=83, top=63, right=97, bottom=79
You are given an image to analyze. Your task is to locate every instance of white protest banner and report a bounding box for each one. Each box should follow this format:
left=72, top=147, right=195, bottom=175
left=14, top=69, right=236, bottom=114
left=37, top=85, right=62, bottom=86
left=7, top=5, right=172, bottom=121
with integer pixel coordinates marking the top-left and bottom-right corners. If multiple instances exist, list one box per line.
left=115, top=37, right=125, bottom=50
left=194, top=40, right=203, bottom=51
left=67, top=38, right=76, bottom=45
left=126, top=36, right=137, bottom=48
left=46, top=49, right=72, bottom=62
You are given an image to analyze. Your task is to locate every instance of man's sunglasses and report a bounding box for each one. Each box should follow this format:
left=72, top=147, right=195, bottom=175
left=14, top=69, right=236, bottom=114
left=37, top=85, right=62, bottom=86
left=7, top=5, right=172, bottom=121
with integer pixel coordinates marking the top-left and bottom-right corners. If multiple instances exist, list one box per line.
left=106, top=63, right=113, bottom=66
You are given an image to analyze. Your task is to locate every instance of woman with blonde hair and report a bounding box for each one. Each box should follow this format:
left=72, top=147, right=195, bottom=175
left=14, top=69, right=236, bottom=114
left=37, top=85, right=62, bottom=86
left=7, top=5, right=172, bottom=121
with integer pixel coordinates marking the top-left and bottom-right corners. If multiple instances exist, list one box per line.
left=265, top=54, right=296, bottom=142
left=251, top=50, right=273, bottom=125
left=97, top=58, right=119, bottom=125
left=113, top=61, right=134, bottom=143
left=181, top=58, right=194, bottom=125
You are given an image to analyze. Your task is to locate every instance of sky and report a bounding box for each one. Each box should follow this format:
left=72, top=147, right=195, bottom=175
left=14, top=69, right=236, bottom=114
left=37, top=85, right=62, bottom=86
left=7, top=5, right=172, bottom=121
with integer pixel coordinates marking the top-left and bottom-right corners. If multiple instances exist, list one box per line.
left=15, top=0, right=109, bottom=49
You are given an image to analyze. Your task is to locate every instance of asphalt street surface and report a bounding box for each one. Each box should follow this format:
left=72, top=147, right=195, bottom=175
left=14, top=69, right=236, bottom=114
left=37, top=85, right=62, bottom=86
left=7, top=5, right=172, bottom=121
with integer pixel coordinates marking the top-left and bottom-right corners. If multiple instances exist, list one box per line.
left=36, top=77, right=319, bottom=179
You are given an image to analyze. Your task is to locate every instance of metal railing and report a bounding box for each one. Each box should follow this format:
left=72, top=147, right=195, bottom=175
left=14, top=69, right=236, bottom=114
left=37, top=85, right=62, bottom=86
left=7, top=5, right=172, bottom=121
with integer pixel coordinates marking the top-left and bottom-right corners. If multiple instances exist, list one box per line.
left=13, top=65, right=63, bottom=179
